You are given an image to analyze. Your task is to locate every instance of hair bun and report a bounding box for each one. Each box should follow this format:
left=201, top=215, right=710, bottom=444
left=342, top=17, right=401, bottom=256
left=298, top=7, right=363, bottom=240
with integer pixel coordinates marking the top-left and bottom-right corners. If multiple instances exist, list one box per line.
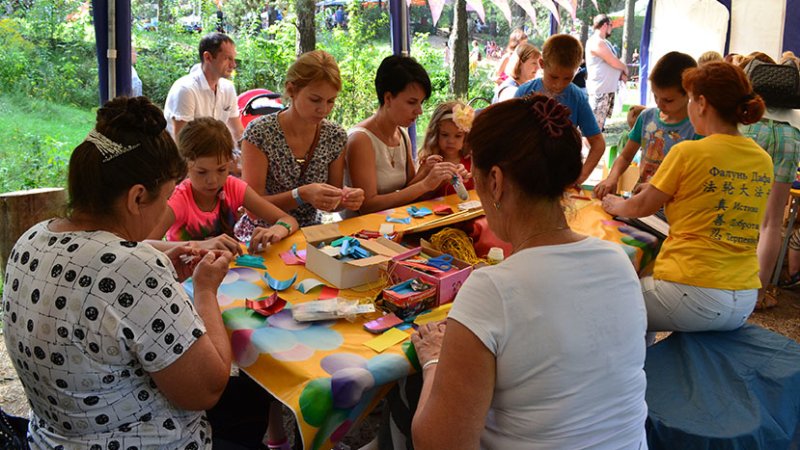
left=97, top=96, right=167, bottom=138
left=527, top=96, right=572, bottom=138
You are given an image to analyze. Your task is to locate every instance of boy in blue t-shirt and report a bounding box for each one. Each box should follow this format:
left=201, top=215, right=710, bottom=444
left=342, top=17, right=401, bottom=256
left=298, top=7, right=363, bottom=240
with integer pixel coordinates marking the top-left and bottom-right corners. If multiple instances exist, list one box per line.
left=515, top=34, right=605, bottom=185
left=594, top=51, right=699, bottom=199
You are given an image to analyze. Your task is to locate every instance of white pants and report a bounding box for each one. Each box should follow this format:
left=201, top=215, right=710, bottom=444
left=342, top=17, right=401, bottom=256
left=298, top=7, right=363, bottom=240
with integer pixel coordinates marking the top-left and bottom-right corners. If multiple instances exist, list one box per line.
left=641, top=277, right=757, bottom=332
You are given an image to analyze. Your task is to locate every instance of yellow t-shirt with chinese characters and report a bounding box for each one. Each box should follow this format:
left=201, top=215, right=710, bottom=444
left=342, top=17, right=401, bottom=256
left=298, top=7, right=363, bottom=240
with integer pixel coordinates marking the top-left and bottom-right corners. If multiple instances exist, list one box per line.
left=649, top=134, right=773, bottom=290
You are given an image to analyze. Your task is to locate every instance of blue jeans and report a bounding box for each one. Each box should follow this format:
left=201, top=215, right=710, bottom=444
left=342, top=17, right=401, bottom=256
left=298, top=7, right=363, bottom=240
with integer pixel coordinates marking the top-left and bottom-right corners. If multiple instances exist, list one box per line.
left=641, top=277, right=757, bottom=332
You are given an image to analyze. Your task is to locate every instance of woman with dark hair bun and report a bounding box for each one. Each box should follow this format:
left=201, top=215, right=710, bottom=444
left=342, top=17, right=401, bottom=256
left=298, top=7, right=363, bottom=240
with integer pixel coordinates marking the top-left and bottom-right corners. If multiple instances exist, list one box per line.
left=410, top=95, right=648, bottom=448
left=2, top=96, right=235, bottom=448
left=603, top=61, right=772, bottom=337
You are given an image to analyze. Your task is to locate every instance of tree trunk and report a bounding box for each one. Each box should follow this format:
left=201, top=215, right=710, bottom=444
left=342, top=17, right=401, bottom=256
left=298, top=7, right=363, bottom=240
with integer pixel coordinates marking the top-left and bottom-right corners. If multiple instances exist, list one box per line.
left=0, top=188, right=67, bottom=280
left=295, top=0, right=316, bottom=56
left=450, top=0, right=469, bottom=97
left=621, top=0, right=635, bottom=63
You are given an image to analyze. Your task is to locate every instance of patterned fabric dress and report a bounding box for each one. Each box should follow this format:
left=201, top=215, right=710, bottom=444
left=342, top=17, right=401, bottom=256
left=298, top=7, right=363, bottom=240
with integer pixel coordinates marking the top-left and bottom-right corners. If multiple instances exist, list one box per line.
left=235, top=113, right=346, bottom=237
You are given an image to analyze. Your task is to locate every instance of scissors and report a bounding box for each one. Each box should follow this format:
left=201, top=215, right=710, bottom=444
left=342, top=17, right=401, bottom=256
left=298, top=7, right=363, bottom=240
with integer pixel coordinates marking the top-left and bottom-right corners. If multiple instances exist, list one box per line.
left=425, top=254, right=453, bottom=271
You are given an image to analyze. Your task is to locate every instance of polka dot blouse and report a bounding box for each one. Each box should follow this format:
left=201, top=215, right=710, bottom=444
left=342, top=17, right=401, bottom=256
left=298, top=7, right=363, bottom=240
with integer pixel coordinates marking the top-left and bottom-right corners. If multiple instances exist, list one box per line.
left=2, top=220, right=211, bottom=449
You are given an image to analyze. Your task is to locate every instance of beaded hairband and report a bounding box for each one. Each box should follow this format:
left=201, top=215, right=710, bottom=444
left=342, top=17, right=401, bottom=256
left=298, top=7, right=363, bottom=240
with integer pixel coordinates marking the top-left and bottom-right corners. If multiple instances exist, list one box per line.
left=84, top=129, right=140, bottom=163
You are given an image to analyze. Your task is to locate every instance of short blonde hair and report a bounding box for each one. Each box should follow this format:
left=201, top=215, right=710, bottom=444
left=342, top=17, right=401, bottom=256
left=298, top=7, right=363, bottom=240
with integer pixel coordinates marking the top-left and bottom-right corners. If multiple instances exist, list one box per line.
left=697, top=51, right=723, bottom=65
left=542, top=34, right=582, bottom=70
left=285, top=50, right=342, bottom=95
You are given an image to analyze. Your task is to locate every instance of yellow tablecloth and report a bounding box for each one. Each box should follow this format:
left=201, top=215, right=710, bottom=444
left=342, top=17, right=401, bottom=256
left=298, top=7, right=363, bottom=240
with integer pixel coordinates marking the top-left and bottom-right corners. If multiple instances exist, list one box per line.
left=189, top=192, right=659, bottom=450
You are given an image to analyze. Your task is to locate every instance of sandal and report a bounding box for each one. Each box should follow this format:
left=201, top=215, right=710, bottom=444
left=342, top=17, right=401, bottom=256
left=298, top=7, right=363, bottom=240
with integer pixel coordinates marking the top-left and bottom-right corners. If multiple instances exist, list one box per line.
left=755, top=288, right=779, bottom=310
left=778, top=271, right=800, bottom=289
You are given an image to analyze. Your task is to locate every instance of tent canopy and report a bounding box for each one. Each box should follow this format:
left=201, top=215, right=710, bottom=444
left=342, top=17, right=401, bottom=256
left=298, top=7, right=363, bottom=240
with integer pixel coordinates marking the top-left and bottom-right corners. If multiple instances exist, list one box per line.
left=639, top=0, right=800, bottom=104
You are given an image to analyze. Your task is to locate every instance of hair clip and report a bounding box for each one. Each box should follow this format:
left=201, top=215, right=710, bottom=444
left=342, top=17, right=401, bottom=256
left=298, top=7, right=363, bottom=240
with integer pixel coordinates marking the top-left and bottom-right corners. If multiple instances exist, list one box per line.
left=85, top=129, right=140, bottom=163
left=529, top=97, right=571, bottom=138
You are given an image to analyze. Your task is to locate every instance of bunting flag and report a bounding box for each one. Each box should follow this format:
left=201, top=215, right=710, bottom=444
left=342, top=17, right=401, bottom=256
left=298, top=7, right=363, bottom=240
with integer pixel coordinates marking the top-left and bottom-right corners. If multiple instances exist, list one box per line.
left=466, top=0, right=487, bottom=22
left=488, top=0, right=513, bottom=24
left=537, top=0, right=561, bottom=22
left=511, top=0, right=539, bottom=24
left=429, top=0, right=447, bottom=25
left=553, top=0, right=577, bottom=19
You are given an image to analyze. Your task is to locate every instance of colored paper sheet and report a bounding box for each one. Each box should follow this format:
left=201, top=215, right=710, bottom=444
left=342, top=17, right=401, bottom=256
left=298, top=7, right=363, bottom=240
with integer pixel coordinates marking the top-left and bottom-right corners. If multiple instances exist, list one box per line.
left=414, top=303, right=453, bottom=326
left=280, top=251, right=305, bottom=265
left=296, top=278, right=327, bottom=294
left=263, top=271, right=297, bottom=291
left=245, top=293, right=287, bottom=317
left=318, top=286, right=339, bottom=300
left=363, top=328, right=410, bottom=353
left=235, top=254, right=267, bottom=269
left=386, top=216, right=411, bottom=224
left=407, top=206, right=433, bottom=218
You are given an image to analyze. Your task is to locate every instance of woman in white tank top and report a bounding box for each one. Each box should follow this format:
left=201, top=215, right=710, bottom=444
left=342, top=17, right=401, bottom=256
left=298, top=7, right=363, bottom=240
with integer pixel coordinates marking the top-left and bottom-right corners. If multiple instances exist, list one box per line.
left=344, top=55, right=464, bottom=215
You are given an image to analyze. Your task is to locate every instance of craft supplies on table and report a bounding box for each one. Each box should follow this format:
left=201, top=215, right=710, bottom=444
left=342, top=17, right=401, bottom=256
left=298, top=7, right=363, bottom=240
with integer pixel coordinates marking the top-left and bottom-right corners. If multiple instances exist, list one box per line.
left=381, top=278, right=437, bottom=320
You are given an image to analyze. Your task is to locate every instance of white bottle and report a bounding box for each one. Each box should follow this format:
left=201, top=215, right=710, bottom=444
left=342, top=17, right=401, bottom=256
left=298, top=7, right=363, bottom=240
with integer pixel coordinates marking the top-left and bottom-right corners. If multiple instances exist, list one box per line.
left=452, top=175, right=469, bottom=201
left=487, top=247, right=504, bottom=264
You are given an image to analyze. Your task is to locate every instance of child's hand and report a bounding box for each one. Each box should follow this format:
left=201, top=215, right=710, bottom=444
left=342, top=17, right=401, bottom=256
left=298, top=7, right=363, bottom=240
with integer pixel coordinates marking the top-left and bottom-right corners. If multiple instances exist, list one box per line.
left=422, top=162, right=459, bottom=191
left=417, top=155, right=443, bottom=178
left=248, top=225, right=289, bottom=252
left=632, top=182, right=648, bottom=195
left=456, top=163, right=471, bottom=180
left=197, top=235, right=243, bottom=256
left=593, top=177, right=618, bottom=200
left=301, top=183, right=343, bottom=212
left=601, top=194, right=626, bottom=216
left=340, top=187, right=364, bottom=211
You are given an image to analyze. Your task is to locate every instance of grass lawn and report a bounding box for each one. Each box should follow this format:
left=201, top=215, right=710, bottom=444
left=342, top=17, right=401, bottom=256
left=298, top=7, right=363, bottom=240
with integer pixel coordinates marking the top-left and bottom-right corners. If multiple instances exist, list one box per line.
left=0, top=94, right=95, bottom=194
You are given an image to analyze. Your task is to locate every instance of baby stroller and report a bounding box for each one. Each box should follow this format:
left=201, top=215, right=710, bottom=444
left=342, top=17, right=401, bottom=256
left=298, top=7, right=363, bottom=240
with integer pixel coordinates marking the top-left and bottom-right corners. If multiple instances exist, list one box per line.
left=238, top=88, right=285, bottom=129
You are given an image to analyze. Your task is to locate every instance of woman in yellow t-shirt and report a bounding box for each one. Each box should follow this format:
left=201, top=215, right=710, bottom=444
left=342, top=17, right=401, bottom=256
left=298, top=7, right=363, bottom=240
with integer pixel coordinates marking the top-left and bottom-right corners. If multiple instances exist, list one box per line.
left=602, top=62, right=771, bottom=340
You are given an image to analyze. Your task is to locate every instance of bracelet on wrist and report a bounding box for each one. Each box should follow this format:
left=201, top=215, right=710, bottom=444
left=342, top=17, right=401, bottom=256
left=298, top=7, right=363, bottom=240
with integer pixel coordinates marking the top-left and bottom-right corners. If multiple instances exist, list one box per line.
left=291, top=187, right=305, bottom=206
left=275, top=220, right=293, bottom=234
left=421, top=358, right=439, bottom=371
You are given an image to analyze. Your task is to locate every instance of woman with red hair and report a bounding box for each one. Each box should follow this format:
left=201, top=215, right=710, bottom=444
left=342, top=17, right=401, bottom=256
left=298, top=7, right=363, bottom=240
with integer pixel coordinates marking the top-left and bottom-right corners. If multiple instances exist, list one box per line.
left=603, top=61, right=771, bottom=338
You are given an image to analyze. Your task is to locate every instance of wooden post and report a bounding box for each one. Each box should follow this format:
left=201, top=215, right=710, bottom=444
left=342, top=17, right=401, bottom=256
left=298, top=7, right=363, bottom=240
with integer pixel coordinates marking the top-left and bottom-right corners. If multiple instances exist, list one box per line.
left=0, top=188, right=67, bottom=279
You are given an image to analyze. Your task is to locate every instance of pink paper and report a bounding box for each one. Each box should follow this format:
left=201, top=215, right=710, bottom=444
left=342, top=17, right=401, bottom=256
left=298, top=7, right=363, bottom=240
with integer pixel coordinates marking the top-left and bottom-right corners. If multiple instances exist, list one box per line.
left=280, top=250, right=305, bottom=265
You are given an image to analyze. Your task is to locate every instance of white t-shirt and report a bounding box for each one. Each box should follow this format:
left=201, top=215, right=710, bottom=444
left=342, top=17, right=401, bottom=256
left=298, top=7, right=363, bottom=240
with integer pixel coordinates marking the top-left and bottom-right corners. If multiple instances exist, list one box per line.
left=163, top=63, right=239, bottom=137
left=2, top=221, right=210, bottom=448
left=449, top=237, right=648, bottom=450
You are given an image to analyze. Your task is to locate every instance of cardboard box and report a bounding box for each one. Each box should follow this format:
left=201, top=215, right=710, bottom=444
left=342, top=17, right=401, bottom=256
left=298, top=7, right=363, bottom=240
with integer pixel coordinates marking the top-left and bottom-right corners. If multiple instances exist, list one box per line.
left=302, top=224, right=413, bottom=289
left=388, top=240, right=473, bottom=306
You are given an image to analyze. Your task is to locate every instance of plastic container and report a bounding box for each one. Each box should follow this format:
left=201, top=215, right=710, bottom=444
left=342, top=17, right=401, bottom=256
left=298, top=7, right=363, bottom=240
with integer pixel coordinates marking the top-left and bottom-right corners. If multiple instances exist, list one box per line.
left=487, top=247, right=505, bottom=264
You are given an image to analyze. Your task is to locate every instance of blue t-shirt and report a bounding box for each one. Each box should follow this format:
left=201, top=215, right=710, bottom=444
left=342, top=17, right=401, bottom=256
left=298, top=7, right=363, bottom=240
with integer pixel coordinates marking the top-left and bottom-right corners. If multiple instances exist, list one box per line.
left=515, top=79, right=601, bottom=137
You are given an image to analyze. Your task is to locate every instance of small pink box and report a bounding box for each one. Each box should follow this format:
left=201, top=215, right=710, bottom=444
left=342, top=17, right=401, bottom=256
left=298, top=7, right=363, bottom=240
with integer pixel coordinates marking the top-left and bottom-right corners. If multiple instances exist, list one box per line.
left=388, top=242, right=473, bottom=306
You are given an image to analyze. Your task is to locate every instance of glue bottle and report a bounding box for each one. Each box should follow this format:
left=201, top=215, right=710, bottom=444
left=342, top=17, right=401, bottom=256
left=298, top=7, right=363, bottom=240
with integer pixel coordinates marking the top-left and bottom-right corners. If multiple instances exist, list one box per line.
left=451, top=175, right=469, bottom=201
left=487, top=247, right=504, bottom=264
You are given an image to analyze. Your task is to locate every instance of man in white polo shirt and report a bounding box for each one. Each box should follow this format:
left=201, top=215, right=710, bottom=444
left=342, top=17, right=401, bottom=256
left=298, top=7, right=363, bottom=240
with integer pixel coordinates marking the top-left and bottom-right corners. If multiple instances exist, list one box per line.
left=164, top=32, right=244, bottom=144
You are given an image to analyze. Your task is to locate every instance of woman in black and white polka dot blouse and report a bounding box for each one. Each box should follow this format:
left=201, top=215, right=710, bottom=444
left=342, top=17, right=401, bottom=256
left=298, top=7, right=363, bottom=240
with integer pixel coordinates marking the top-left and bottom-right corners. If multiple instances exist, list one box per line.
left=1, top=97, right=234, bottom=449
